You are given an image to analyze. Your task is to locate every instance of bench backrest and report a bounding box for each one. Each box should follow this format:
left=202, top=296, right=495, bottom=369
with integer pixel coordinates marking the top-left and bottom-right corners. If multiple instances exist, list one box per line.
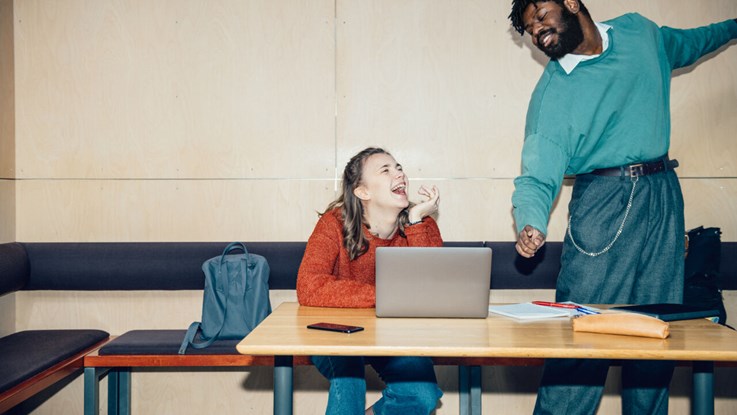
left=2, top=241, right=735, bottom=292
left=19, top=242, right=487, bottom=291
left=0, top=243, right=29, bottom=297
left=21, top=242, right=307, bottom=290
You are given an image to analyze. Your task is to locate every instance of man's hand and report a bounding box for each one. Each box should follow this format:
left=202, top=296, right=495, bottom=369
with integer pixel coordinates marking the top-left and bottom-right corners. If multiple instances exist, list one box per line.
left=516, top=225, right=546, bottom=258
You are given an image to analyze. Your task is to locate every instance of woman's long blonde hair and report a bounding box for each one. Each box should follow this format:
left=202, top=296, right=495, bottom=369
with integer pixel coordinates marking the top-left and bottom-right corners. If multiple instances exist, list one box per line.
left=322, top=147, right=411, bottom=260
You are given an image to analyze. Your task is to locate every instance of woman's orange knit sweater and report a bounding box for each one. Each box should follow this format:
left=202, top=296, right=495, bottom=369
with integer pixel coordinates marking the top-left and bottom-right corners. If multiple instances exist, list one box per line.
left=296, top=208, right=443, bottom=308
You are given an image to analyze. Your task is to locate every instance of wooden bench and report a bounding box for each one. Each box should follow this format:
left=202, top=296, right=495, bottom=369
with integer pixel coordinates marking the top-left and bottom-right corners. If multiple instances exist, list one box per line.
left=82, top=330, right=308, bottom=415
left=82, top=331, right=518, bottom=415
left=6, top=240, right=736, bottom=413
left=0, top=331, right=109, bottom=413
left=0, top=243, right=110, bottom=413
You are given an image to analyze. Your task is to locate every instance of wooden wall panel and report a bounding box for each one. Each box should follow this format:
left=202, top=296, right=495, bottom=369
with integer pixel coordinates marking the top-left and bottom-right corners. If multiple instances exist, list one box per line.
left=0, top=181, right=14, bottom=243
left=336, top=0, right=535, bottom=179
left=16, top=180, right=334, bottom=242
left=682, top=179, right=737, bottom=240
left=0, top=294, right=14, bottom=338
left=15, top=290, right=292, bottom=333
left=0, top=0, right=14, bottom=358
left=0, top=0, right=13, bottom=179
left=0, top=0, right=16, bottom=361
left=667, top=2, right=737, bottom=178
left=13, top=177, right=569, bottom=243
left=14, top=0, right=335, bottom=179
left=11, top=0, right=737, bottom=243
left=15, top=177, right=737, bottom=243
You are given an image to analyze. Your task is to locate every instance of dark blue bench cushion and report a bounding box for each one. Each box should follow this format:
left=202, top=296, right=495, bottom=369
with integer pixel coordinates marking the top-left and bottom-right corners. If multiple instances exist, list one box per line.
left=719, top=242, right=737, bottom=290
left=0, top=243, right=29, bottom=296
left=485, top=241, right=737, bottom=290
left=22, top=242, right=307, bottom=291
left=0, top=329, right=109, bottom=393
left=99, top=330, right=240, bottom=355
left=18, top=241, right=736, bottom=291
left=21, top=242, right=484, bottom=291
left=10, top=240, right=585, bottom=292
left=487, top=242, right=561, bottom=289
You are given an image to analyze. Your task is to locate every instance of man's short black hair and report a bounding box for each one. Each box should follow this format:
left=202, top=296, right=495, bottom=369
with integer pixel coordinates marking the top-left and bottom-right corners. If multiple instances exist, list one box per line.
left=509, top=0, right=589, bottom=35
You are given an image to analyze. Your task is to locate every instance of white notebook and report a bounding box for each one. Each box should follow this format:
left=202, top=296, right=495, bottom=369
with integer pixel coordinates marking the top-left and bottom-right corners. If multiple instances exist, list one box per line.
left=488, top=303, right=573, bottom=320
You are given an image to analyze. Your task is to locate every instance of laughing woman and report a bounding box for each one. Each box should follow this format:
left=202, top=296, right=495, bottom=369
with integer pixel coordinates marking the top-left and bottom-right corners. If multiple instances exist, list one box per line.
left=297, top=147, right=442, bottom=415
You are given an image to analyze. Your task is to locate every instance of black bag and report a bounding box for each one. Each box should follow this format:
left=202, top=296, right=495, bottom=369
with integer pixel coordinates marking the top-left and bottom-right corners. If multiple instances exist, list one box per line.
left=179, top=242, right=272, bottom=354
left=683, top=226, right=728, bottom=326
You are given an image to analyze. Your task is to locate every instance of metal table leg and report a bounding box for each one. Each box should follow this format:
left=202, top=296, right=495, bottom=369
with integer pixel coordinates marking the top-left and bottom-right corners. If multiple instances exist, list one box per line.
left=274, top=356, right=294, bottom=415
left=459, top=365, right=482, bottom=415
left=692, top=361, right=714, bottom=415
left=470, top=366, right=481, bottom=415
left=459, top=365, right=469, bottom=415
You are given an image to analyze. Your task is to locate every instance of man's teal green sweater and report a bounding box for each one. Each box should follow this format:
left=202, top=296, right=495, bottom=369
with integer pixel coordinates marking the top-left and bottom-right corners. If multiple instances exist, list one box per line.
left=512, top=14, right=737, bottom=235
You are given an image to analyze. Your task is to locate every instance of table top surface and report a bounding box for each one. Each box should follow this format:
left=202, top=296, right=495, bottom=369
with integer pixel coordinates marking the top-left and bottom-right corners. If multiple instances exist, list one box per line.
left=236, top=302, right=737, bottom=361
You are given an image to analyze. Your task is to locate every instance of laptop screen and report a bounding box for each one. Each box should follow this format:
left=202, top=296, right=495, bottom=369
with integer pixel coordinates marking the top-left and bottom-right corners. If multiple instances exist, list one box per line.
left=375, top=247, right=492, bottom=318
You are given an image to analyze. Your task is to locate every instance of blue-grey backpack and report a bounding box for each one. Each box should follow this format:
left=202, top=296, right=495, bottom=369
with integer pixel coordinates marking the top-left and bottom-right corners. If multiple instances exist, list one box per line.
left=179, top=242, right=272, bottom=354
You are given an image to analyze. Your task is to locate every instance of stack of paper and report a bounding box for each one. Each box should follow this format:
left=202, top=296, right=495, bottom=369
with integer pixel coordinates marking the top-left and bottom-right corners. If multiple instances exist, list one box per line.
left=489, top=303, right=578, bottom=320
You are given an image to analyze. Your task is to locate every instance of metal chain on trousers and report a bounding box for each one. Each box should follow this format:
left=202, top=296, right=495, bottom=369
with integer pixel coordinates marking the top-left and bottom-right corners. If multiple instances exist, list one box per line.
left=567, top=176, right=638, bottom=257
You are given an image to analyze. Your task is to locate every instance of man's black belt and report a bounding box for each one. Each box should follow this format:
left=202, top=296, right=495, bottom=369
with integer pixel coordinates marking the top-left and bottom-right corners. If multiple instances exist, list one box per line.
left=590, top=156, right=679, bottom=177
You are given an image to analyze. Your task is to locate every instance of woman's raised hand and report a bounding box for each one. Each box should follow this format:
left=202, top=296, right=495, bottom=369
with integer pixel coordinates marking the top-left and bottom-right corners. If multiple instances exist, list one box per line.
left=408, top=185, right=440, bottom=223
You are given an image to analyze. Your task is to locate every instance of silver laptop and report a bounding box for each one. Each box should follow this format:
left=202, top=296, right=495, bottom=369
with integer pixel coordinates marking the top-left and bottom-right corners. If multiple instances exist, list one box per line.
left=375, top=247, right=492, bottom=318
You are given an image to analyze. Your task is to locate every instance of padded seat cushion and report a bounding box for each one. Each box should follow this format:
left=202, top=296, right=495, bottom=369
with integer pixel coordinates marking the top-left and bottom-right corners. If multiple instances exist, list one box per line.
left=100, top=330, right=241, bottom=355
left=0, top=329, right=110, bottom=393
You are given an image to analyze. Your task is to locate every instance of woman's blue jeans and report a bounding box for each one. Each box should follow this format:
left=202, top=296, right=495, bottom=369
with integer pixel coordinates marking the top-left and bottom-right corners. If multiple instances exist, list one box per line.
left=311, top=355, right=442, bottom=415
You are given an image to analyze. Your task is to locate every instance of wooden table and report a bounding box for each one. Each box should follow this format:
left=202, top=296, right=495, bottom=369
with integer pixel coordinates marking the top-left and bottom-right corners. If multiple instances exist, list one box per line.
left=237, top=302, right=737, bottom=415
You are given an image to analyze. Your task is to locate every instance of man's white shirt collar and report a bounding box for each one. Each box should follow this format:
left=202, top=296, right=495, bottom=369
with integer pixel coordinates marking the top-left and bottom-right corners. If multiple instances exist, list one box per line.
left=558, top=22, right=612, bottom=74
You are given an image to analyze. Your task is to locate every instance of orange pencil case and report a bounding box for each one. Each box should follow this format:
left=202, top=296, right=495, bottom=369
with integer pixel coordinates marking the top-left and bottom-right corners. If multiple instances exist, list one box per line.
left=572, top=312, right=670, bottom=339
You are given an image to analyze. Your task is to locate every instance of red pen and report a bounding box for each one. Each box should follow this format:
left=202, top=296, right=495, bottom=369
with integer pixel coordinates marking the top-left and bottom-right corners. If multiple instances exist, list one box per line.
left=532, top=301, right=580, bottom=309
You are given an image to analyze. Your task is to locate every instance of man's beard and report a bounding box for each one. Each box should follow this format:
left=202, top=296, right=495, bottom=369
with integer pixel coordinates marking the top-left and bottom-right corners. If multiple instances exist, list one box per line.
left=536, top=7, right=584, bottom=60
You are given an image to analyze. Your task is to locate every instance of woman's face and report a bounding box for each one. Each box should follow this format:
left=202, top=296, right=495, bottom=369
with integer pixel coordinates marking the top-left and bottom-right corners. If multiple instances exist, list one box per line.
left=354, top=153, right=410, bottom=211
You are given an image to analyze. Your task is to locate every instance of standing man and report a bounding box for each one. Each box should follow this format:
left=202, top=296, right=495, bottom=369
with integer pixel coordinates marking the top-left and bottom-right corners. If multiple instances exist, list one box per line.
left=508, top=0, right=737, bottom=414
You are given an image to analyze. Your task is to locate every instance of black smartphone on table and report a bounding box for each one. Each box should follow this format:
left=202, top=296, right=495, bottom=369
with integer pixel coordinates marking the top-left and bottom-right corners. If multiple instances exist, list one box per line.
left=307, top=322, right=364, bottom=333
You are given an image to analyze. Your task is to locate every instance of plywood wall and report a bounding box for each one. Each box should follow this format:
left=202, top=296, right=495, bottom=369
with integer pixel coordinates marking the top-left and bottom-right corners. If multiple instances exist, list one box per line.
left=0, top=0, right=14, bottom=240
left=12, top=0, right=737, bottom=244
left=0, top=0, right=13, bottom=184
left=0, top=0, right=15, bottom=362
left=6, top=0, right=737, bottom=414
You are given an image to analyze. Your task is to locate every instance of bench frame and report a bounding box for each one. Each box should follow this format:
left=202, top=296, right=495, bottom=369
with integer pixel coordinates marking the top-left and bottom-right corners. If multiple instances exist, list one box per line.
left=82, top=351, right=492, bottom=415
left=83, top=351, right=315, bottom=415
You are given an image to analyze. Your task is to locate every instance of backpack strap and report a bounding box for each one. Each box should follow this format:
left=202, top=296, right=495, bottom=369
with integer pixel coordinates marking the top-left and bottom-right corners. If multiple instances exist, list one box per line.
left=179, top=321, right=218, bottom=354
left=222, top=242, right=250, bottom=266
